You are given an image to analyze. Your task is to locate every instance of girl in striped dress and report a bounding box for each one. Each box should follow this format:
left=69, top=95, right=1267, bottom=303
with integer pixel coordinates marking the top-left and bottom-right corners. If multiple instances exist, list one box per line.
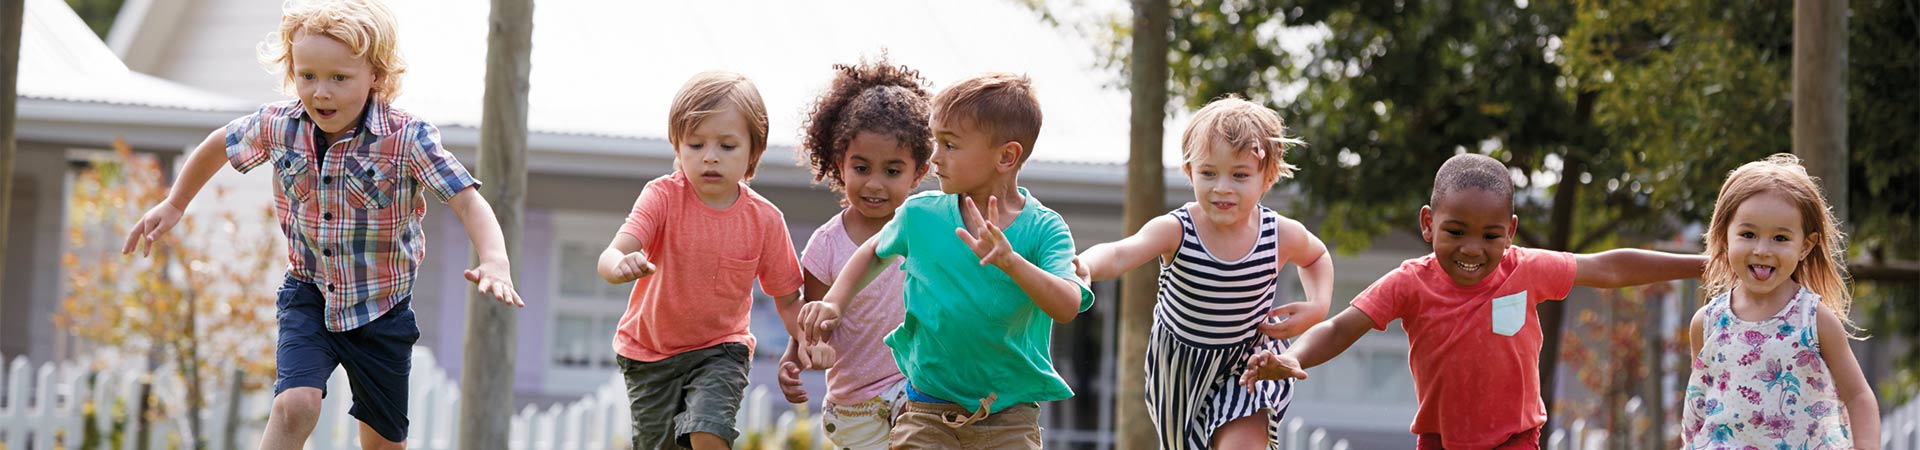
left=1076, top=96, right=1334, bottom=449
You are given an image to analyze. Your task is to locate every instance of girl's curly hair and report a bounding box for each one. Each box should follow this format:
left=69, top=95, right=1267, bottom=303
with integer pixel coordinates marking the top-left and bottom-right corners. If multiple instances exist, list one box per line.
left=797, top=55, right=934, bottom=194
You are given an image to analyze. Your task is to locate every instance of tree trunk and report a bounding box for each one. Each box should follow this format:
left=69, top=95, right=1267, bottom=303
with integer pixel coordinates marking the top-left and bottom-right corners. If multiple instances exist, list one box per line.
left=1536, top=145, right=1586, bottom=446
left=1793, top=0, right=1848, bottom=226
left=456, top=0, right=531, bottom=448
left=1116, top=0, right=1168, bottom=448
left=1, top=0, right=23, bottom=295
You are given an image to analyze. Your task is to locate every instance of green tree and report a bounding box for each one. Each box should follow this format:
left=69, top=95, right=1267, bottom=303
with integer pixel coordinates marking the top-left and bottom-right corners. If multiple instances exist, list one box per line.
left=1031, top=0, right=1919, bottom=439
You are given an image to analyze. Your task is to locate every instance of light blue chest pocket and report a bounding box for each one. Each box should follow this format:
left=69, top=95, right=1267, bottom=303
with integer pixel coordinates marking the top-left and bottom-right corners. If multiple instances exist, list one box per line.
left=1491, top=291, right=1528, bottom=336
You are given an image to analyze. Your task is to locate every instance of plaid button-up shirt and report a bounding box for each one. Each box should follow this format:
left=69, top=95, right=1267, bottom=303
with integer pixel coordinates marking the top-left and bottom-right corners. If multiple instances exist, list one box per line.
left=227, top=100, right=480, bottom=332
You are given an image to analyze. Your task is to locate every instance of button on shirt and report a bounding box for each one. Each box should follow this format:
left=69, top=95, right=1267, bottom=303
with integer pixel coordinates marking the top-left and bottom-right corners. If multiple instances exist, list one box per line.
left=226, top=100, right=480, bottom=332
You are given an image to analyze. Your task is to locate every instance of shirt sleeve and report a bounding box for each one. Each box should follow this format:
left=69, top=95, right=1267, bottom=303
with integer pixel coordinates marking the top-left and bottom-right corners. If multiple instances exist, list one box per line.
left=1031, top=211, right=1095, bottom=312
left=1524, top=247, right=1579, bottom=302
left=224, top=107, right=273, bottom=173
left=403, top=121, right=481, bottom=203
left=757, top=207, right=804, bottom=298
left=1350, top=265, right=1412, bottom=331
left=872, top=198, right=916, bottom=260
left=617, top=177, right=673, bottom=249
left=799, top=222, right=837, bottom=284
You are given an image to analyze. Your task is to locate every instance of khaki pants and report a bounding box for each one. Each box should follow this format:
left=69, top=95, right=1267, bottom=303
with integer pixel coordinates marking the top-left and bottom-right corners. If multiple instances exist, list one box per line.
left=889, top=401, right=1042, bottom=450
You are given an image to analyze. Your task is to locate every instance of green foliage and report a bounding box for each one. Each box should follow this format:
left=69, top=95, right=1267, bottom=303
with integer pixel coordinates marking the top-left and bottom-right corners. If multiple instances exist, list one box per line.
left=65, top=0, right=126, bottom=39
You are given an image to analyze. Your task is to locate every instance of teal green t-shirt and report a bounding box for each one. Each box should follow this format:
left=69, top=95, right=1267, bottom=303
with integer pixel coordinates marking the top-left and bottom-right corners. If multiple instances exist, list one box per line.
left=875, top=187, right=1095, bottom=414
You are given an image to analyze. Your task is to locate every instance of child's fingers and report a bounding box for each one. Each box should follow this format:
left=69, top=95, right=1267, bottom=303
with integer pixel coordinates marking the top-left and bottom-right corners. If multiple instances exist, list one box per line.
left=985, top=196, right=999, bottom=226
left=979, top=247, right=1007, bottom=267
left=123, top=220, right=146, bottom=255
left=465, top=269, right=482, bottom=283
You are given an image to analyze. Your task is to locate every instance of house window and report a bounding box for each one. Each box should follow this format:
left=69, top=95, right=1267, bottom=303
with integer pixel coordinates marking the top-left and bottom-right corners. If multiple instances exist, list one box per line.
left=548, top=214, right=631, bottom=376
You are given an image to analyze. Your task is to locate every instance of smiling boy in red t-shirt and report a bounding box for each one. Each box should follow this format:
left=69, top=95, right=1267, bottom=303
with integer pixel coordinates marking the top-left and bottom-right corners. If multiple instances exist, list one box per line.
left=1245, top=154, right=1705, bottom=450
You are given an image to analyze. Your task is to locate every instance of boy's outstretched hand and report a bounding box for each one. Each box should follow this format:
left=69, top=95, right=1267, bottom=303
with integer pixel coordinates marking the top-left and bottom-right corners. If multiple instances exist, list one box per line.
left=1257, top=301, right=1328, bottom=340
left=464, top=260, right=525, bottom=307
left=607, top=252, right=657, bottom=284
left=956, top=196, right=1015, bottom=269
left=123, top=202, right=184, bottom=257
left=1240, top=349, right=1308, bottom=392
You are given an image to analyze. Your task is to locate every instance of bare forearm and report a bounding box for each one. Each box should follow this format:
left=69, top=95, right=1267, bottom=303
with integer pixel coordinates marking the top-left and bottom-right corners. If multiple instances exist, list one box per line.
left=1079, top=244, right=1125, bottom=281
left=1585, top=249, right=1707, bottom=288
left=1001, top=256, right=1083, bottom=323
left=165, top=129, right=232, bottom=210
left=1844, top=388, right=1881, bottom=449
left=772, top=291, right=807, bottom=341
left=826, top=241, right=891, bottom=310
left=1298, top=255, right=1335, bottom=311
left=450, top=189, right=509, bottom=265
left=1284, top=311, right=1371, bottom=369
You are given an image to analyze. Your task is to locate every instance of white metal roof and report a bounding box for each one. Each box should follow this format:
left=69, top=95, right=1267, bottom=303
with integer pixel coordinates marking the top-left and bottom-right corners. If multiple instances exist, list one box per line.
left=17, top=0, right=251, bottom=112
left=380, top=0, right=1136, bottom=164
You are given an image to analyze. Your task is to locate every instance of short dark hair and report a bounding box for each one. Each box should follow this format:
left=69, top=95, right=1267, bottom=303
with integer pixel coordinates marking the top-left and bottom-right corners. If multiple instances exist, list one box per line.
left=1431, top=153, right=1513, bottom=207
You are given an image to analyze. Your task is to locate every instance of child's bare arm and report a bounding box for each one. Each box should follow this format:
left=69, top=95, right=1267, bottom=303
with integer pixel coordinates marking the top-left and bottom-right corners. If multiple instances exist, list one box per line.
left=998, top=248, right=1086, bottom=323
left=1573, top=249, right=1707, bottom=288
left=955, top=196, right=1082, bottom=323
left=125, top=128, right=228, bottom=256
left=770, top=289, right=810, bottom=364
left=1682, top=307, right=1708, bottom=445
left=1245, top=307, right=1377, bottom=385
left=799, top=238, right=894, bottom=341
left=597, top=234, right=654, bottom=284
left=1076, top=215, right=1182, bottom=282
left=1815, top=304, right=1880, bottom=449
left=449, top=188, right=524, bottom=307
left=1286, top=307, right=1377, bottom=370
left=1262, top=220, right=1335, bottom=339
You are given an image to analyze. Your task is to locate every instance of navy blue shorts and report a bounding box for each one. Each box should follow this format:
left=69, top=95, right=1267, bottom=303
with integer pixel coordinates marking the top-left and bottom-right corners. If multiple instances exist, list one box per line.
left=273, top=275, right=419, bottom=443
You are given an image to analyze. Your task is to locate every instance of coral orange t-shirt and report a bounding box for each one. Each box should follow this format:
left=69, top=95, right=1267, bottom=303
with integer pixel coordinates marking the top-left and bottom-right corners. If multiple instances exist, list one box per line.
left=1349, top=246, right=1577, bottom=450
left=612, top=172, right=803, bottom=362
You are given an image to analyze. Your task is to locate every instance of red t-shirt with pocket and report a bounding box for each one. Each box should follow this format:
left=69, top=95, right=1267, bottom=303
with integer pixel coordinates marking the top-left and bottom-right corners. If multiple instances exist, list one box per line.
left=1349, top=246, right=1577, bottom=450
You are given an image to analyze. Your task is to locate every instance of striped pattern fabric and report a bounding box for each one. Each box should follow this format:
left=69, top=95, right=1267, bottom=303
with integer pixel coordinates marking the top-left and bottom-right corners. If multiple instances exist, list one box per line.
left=1146, top=326, right=1291, bottom=449
left=226, top=100, right=479, bottom=332
left=1144, top=204, right=1292, bottom=448
left=1154, top=204, right=1281, bottom=347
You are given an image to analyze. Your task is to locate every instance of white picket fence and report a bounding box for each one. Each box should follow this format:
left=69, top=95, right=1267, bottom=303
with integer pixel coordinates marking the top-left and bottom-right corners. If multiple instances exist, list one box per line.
left=8, top=348, right=1918, bottom=450
left=0, top=349, right=828, bottom=450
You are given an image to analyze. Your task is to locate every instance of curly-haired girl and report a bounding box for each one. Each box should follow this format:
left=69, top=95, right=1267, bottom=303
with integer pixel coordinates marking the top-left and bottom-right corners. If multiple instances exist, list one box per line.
left=776, top=55, right=935, bottom=450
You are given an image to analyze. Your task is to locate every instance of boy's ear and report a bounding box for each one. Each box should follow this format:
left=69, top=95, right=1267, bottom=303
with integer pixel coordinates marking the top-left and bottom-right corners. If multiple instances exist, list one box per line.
left=997, top=141, right=1023, bottom=172
left=1419, top=205, right=1434, bottom=243
left=1509, top=214, right=1519, bottom=241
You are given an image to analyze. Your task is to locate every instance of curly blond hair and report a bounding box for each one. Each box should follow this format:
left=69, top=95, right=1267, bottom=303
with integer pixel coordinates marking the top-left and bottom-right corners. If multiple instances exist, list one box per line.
left=257, top=0, right=407, bottom=103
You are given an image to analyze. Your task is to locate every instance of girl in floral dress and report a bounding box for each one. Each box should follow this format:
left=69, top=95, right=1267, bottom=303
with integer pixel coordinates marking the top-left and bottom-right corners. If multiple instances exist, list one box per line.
left=1683, top=154, right=1881, bottom=450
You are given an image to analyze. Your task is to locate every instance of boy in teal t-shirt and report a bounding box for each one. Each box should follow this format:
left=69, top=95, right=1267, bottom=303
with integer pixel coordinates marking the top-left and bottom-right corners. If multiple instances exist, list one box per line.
left=799, top=73, right=1093, bottom=449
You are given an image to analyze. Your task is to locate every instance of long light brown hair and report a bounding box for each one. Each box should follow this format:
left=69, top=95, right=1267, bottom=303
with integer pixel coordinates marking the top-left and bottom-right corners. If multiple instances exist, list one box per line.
left=1701, top=153, right=1856, bottom=336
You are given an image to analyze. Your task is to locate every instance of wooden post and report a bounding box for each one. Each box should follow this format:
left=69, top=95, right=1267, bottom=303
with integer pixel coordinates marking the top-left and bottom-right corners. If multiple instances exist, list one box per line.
left=457, top=0, right=531, bottom=448
left=1, top=0, right=23, bottom=296
left=1793, top=0, right=1848, bottom=225
left=1116, top=0, right=1169, bottom=448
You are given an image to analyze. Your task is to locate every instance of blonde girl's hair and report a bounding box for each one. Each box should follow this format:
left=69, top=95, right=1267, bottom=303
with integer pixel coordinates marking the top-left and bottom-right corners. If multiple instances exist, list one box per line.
left=1702, top=153, right=1857, bottom=336
left=1180, top=95, right=1305, bottom=187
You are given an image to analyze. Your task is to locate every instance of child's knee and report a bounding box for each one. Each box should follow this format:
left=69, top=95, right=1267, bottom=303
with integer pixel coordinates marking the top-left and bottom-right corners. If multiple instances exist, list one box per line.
left=271, top=388, right=324, bottom=425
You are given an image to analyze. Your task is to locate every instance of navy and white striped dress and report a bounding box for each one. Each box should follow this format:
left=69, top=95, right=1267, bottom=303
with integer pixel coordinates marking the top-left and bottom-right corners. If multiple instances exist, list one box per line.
left=1145, top=203, right=1292, bottom=449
